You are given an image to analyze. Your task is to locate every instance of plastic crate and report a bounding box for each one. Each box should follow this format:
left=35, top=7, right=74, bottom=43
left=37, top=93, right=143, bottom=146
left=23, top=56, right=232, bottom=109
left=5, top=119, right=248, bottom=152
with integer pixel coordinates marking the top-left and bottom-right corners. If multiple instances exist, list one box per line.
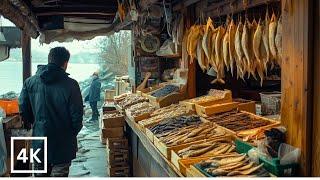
left=260, top=92, right=281, bottom=115
left=259, top=156, right=298, bottom=177
left=235, top=139, right=298, bottom=177
left=235, top=139, right=254, bottom=154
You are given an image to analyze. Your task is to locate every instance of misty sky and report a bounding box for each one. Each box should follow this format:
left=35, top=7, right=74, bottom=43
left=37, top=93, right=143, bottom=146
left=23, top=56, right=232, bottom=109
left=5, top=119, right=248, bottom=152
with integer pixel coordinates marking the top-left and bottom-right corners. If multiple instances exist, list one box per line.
left=1, top=16, right=103, bottom=54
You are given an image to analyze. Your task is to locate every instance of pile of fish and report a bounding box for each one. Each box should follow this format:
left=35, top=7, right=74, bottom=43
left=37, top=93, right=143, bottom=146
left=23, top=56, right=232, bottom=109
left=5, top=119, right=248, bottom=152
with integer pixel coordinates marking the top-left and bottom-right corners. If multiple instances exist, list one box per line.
left=126, top=101, right=156, bottom=117
left=196, top=153, right=269, bottom=177
left=183, top=11, right=282, bottom=86
left=103, top=112, right=123, bottom=119
left=138, top=104, right=192, bottom=127
left=177, top=139, right=235, bottom=158
left=206, top=109, right=273, bottom=132
left=150, top=84, right=180, bottom=98
left=186, top=89, right=230, bottom=104
left=116, top=94, right=149, bottom=109
left=157, top=123, right=227, bottom=146
left=149, top=115, right=202, bottom=135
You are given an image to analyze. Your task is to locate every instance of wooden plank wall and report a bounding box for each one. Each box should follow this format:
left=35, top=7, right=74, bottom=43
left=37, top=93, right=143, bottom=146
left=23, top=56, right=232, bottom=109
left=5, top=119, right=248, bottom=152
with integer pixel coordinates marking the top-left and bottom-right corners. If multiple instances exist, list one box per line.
left=312, top=0, right=320, bottom=176
left=281, top=0, right=313, bottom=176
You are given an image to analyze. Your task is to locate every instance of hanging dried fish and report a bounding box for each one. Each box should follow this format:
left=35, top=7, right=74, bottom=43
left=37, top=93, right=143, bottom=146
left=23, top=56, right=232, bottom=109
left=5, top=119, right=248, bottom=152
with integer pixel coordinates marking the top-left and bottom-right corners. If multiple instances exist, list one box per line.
left=253, top=19, right=265, bottom=86
left=202, top=18, right=214, bottom=67
left=241, top=19, right=251, bottom=77
left=235, top=20, right=245, bottom=80
left=228, top=19, right=237, bottom=77
left=275, top=15, right=282, bottom=67
left=187, top=26, right=201, bottom=63
left=262, top=10, right=271, bottom=70
left=210, top=29, right=219, bottom=71
left=196, top=28, right=207, bottom=72
left=269, top=12, right=278, bottom=65
left=212, top=26, right=226, bottom=84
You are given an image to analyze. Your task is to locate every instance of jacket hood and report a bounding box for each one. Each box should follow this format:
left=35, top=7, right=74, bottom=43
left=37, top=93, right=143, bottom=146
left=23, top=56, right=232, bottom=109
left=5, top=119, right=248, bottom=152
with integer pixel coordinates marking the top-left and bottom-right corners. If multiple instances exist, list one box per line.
left=37, top=63, right=69, bottom=84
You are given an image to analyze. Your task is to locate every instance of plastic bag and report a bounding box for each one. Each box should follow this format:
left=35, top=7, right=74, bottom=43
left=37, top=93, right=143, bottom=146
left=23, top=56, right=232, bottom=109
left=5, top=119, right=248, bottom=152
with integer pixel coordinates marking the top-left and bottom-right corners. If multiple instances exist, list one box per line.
left=278, top=143, right=301, bottom=165
left=0, top=117, right=7, bottom=176
left=0, top=107, right=6, bottom=119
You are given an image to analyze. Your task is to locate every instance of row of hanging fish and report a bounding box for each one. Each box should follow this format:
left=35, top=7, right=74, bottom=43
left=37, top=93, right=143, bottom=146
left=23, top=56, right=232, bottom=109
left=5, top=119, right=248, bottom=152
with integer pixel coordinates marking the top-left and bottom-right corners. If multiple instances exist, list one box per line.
left=182, top=12, right=282, bottom=86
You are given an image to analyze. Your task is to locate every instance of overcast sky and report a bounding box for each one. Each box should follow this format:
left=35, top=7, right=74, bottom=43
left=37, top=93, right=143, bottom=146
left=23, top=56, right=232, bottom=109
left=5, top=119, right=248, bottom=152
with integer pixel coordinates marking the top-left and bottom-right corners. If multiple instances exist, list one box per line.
left=1, top=16, right=103, bottom=54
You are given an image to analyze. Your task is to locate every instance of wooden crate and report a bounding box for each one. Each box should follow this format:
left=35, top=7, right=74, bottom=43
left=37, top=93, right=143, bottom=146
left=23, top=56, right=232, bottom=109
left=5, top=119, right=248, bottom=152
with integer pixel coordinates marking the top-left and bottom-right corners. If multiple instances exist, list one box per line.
left=106, top=148, right=129, bottom=165
left=180, top=90, right=233, bottom=111
left=102, top=115, right=125, bottom=128
left=195, top=102, right=239, bottom=117
left=125, top=110, right=150, bottom=122
left=234, top=99, right=256, bottom=114
left=147, top=91, right=186, bottom=108
left=179, top=157, right=211, bottom=176
left=186, top=165, right=207, bottom=177
left=145, top=128, right=154, bottom=143
left=102, top=127, right=124, bottom=138
left=107, top=166, right=130, bottom=177
left=107, top=138, right=128, bottom=150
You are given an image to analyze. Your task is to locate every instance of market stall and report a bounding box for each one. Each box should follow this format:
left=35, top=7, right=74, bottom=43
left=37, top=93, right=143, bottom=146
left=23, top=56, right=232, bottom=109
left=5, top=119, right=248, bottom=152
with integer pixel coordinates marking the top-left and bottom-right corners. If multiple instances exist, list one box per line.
left=0, top=0, right=319, bottom=177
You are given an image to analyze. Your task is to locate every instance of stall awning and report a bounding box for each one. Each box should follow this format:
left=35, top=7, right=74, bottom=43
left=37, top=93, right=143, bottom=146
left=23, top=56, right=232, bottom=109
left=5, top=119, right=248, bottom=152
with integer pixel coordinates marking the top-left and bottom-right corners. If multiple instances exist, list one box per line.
left=0, top=0, right=120, bottom=43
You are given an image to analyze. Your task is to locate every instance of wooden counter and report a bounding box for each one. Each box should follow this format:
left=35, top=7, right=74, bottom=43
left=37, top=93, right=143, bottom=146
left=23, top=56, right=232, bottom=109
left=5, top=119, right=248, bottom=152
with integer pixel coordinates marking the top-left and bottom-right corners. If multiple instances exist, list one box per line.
left=125, top=117, right=183, bottom=177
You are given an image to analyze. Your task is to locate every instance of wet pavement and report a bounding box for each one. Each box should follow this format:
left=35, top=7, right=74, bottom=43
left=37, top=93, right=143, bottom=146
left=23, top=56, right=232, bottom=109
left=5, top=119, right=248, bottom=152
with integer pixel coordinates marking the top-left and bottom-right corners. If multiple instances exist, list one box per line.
left=69, top=120, right=107, bottom=177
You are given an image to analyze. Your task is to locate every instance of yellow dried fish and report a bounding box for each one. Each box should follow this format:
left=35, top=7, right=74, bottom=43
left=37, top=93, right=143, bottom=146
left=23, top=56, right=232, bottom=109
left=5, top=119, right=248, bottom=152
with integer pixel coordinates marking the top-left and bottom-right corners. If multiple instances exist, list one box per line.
left=197, top=31, right=207, bottom=72
left=241, top=19, right=251, bottom=76
left=235, top=20, right=245, bottom=80
left=187, top=26, right=201, bottom=64
left=249, top=19, right=258, bottom=80
left=212, top=26, right=226, bottom=84
left=210, top=29, right=218, bottom=71
left=262, top=11, right=271, bottom=70
left=275, top=15, right=282, bottom=67
left=253, top=19, right=265, bottom=86
left=202, top=18, right=214, bottom=63
left=228, top=19, right=237, bottom=77
left=269, top=13, right=278, bottom=64
left=223, top=27, right=230, bottom=71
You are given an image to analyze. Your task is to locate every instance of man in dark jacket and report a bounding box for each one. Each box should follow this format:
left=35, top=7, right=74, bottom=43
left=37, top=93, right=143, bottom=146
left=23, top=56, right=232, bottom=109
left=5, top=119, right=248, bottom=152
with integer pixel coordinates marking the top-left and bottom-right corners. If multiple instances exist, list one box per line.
left=87, top=72, right=101, bottom=122
left=18, top=47, right=83, bottom=177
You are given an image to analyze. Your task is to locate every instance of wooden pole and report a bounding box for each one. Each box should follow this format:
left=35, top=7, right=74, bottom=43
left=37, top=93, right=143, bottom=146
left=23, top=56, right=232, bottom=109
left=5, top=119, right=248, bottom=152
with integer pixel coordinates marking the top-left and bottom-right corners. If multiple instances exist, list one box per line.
left=22, top=30, right=31, bottom=82
left=312, top=0, right=320, bottom=176
left=281, top=0, right=314, bottom=176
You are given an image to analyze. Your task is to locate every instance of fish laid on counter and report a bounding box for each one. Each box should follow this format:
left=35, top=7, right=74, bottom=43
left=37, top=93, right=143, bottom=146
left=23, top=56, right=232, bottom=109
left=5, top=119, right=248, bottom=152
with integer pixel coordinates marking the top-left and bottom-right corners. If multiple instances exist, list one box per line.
left=196, top=153, right=268, bottom=177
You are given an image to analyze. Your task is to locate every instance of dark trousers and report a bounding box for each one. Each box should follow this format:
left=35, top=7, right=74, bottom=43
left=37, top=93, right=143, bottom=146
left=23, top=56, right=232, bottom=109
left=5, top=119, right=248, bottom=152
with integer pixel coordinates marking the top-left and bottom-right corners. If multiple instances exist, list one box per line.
left=90, top=101, right=99, bottom=121
left=34, top=162, right=71, bottom=177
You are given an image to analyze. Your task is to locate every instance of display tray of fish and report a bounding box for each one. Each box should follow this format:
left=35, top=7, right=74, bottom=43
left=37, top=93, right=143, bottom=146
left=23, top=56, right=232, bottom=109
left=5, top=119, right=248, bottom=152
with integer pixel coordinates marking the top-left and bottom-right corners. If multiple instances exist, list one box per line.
left=194, top=153, right=270, bottom=177
left=206, top=109, right=279, bottom=133
left=157, top=122, right=227, bottom=146
left=102, top=112, right=123, bottom=119
left=149, top=115, right=202, bottom=135
left=138, top=104, right=193, bottom=128
left=117, top=94, right=149, bottom=109
left=125, top=101, right=156, bottom=117
left=150, top=84, right=180, bottom=98
left=184, top=89, right=232, bottom=104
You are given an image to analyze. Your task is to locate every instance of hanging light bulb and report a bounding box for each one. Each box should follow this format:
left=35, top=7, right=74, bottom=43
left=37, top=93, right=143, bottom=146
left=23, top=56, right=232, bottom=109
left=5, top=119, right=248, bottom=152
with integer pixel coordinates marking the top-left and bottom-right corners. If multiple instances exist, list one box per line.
left=0, top=16, right=6, bottom=43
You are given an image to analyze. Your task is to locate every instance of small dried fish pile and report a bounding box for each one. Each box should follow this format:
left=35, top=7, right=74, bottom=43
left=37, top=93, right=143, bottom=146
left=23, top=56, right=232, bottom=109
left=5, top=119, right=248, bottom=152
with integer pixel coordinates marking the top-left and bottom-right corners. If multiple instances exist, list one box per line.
left=149, top=115, right=202, bottom=135
left=157, top=123, right=227, bottom=146
left=103, top=112, right=123, bottom=119
left=186, top=89, right=229, bottom=104
left=184, top=11, right=282, bottom=86
left=138, top=104, right=191, bottom=127
left=151, top=84, right=180, bottom=97
left=177, top=139, right=236, bottom=158
left=206, top=109, right=272, bottom=132
left=117, top=94, right=148, bottom=109
left=126, top=102, right=156, bottom=117
left=196, top=153, right=268, bottom=177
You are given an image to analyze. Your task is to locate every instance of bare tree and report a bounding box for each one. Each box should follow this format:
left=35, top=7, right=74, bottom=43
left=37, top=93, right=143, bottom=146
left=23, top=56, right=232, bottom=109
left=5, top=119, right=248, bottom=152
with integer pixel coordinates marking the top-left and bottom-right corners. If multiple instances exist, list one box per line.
left=97, top=30, right=131, bottom=75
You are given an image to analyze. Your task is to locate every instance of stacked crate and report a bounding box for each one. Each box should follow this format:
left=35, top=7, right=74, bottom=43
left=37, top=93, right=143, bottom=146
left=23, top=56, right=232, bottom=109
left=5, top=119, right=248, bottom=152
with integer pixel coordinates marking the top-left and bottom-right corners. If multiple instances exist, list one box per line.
left=100, top=108, right=130, bottom=177
left=106, top=138, right=130, bottom=177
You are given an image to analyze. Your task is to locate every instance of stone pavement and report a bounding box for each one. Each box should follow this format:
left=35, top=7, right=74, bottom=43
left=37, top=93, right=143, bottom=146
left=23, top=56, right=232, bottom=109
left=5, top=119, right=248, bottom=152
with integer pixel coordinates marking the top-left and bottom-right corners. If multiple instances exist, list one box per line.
left=69, top=120, right=107, bottom=177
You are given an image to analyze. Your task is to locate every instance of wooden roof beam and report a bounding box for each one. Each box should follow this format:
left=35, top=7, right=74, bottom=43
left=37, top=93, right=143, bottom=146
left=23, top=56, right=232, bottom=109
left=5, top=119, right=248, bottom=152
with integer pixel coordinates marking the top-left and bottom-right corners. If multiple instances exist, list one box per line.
left=8, top=0, right=40, bottom=31
left=0, top=0, right=39, bottom=38
left=36, top=12, right=116, bottom=17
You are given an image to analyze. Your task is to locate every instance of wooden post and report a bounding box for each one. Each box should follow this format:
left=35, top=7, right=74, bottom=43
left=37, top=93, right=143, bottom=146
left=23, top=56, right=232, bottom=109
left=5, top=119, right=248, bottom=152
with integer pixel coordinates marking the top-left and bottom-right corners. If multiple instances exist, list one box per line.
left=22, top=30, right=31, bottom=82
left=281, top=0, right=314, bottom=176
left=186, top=4, right=196, bottom=98
left=312, top=0, right=320, bottom=176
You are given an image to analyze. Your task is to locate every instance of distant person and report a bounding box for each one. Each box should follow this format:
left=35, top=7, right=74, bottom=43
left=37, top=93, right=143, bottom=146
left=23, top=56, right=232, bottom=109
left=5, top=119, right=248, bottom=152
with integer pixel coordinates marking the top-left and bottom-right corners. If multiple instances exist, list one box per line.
left=85, top=72, right=101, bottom=122
left=18, top=47, right=83, bottom=177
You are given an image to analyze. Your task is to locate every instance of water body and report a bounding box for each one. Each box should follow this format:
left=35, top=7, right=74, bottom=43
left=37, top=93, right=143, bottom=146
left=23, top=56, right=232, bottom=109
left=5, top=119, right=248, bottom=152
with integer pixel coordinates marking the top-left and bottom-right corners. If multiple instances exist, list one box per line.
left=0, top=61, right=99, bottom=94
